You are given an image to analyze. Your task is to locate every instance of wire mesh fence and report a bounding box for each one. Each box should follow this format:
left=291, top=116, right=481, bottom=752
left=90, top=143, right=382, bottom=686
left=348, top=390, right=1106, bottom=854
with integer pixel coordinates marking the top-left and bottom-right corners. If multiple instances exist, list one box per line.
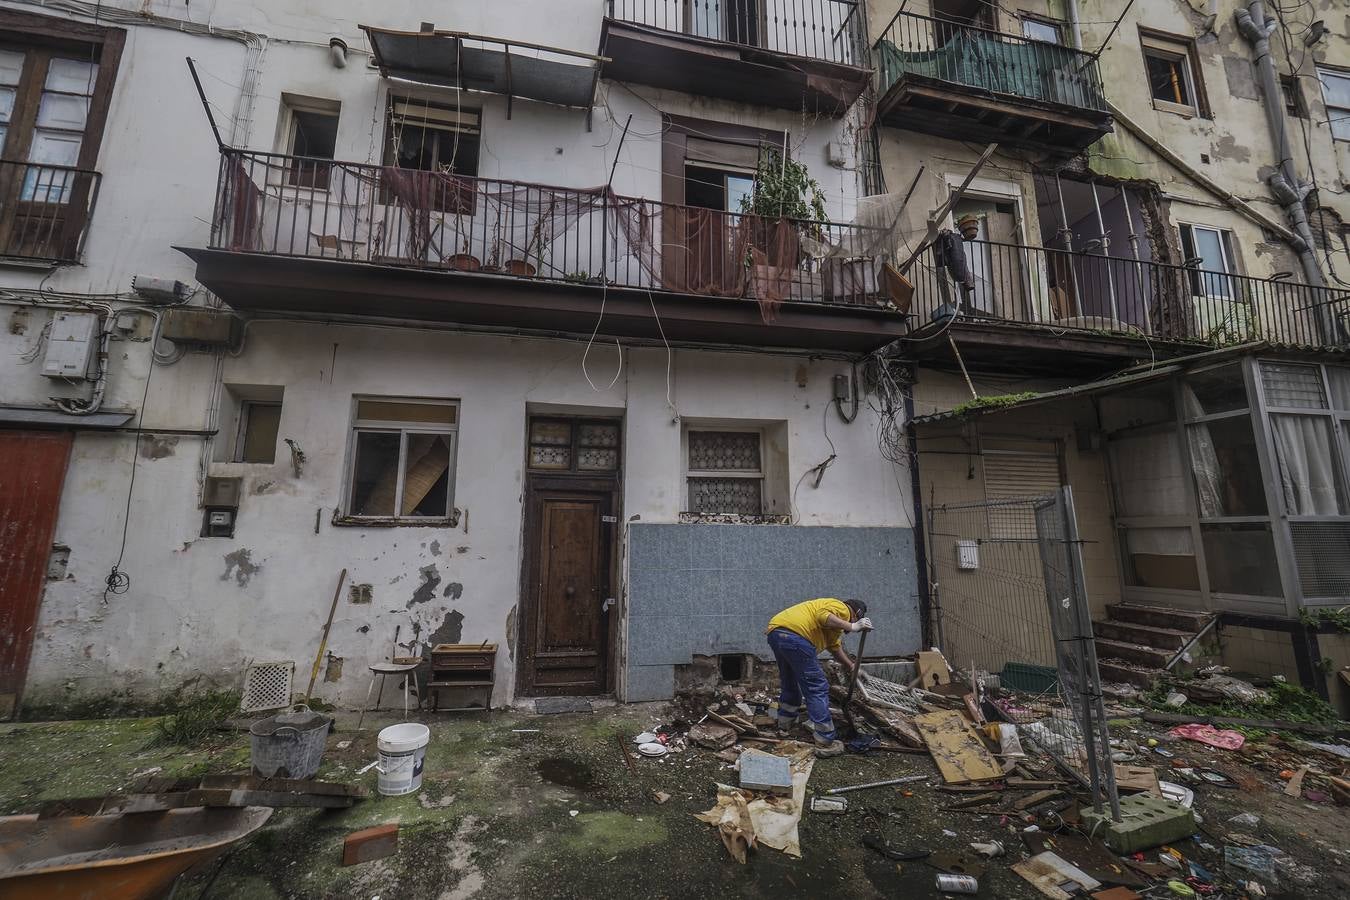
left=928, top=487, right=1120, bottom=819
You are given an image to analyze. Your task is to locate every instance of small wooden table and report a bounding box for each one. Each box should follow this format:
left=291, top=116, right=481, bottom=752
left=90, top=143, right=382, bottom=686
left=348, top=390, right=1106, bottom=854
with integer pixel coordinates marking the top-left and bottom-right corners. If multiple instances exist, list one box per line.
left=427, top=643, right=496, bottom=712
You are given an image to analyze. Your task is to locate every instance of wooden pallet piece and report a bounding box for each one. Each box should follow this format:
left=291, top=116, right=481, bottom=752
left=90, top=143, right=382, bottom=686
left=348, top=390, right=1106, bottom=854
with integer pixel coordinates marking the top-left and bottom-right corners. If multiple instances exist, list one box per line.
left=912, top=709, right=1002, bottom=784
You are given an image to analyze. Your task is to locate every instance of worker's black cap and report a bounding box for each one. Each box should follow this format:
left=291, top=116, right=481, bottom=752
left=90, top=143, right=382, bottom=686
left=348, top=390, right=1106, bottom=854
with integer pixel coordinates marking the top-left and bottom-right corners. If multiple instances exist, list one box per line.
left=844, top=599, right=867, bottom=619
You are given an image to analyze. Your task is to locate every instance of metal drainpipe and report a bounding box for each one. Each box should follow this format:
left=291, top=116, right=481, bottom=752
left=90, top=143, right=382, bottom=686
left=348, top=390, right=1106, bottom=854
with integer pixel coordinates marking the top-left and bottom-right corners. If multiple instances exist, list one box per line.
left=1063, top=0, right=1083, bottom=50
left=1236, top=1, right=1336, bottom=342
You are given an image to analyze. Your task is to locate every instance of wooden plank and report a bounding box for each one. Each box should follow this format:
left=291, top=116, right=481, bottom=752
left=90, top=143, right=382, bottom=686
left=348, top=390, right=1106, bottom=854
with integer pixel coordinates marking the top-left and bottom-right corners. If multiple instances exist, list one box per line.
left=913, top=710, right=1002, bottom=784
left=916, top=651, right=951, bottom=688
left=1014, top=789, right=1064, bottom=810
left=1113, top=765, right=1160, bottom=797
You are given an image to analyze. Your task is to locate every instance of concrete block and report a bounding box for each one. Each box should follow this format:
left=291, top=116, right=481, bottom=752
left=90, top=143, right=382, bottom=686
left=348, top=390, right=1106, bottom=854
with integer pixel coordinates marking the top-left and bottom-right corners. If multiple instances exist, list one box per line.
left=1081, top=794, right=1196, bottom=854
left=342, top=823, right=398, bottom=866
left=739, top=750, right=792, bottom=795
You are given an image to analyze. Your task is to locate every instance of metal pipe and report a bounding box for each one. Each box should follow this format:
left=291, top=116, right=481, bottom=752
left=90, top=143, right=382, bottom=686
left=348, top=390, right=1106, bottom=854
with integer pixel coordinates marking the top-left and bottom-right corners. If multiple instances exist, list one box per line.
left=1117, top=184, right=1151, bottom=332
left=825, top=774, right=928, bottom=795
left=1054, top=173, right=1083, bottom=315
left=1063, top=0, right=1083, bottom=49
left=1088, top=181, right=1119, bottom=322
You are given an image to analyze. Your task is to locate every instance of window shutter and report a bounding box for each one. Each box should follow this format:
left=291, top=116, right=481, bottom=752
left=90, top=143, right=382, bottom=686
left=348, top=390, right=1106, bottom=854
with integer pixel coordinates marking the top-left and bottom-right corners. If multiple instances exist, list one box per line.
left=983, top=446, right=1062, bottom=539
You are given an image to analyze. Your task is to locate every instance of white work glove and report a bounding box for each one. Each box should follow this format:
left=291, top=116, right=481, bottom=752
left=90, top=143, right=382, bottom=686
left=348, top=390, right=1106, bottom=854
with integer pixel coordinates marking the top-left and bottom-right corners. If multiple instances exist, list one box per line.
left=851, top=617, right=873, bottom=632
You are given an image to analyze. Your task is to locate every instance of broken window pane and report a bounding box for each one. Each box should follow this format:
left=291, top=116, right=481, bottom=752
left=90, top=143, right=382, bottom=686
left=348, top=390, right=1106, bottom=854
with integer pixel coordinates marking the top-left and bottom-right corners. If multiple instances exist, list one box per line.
left=1181, top=364, right=1247, bottom=417
left=1188, top=414, right=1266, bottom=517
left=1122, top=527, right=1199, bottom=591
left=401, top=433, right=451, bottom=516
left=350, top=431, right=400, bottom=516
left=1201, top=523, right=1282, bottom=596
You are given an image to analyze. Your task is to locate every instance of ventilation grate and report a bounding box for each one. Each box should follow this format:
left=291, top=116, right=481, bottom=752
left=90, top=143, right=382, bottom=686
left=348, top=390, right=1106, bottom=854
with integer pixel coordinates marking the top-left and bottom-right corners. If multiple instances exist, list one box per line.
left=241, top=661, right=295, bottom=713
left=1290, top=522, right=1350, bottom=599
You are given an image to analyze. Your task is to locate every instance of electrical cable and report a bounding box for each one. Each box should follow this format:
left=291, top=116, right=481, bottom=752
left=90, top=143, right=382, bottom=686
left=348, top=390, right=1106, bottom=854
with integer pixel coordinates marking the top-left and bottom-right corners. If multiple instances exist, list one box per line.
left=580, top=114, right=633, bottom=392
left=104, top=347, right=156, bottom=603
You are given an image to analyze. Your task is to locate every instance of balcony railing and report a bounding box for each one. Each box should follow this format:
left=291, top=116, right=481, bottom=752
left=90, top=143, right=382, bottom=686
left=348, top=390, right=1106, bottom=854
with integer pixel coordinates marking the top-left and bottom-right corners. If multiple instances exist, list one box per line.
left=875, top=11, right=1106, bottom=112
left=608, top=0, right=866, bottom=67
left=0, top=159, right=101, bottom=264
left=209, top=150, right=890, bottom=311
left=907, top=238, right=1347, bottom=349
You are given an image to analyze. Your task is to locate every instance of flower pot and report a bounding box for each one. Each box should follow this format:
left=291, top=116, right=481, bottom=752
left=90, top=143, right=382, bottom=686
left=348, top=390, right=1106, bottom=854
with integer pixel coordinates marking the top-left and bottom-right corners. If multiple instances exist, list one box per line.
left=504, top=259, right=536, bottom=277
left=448, top=253, right=481, bottom=272
left=956, top=215, right=981, bottom=242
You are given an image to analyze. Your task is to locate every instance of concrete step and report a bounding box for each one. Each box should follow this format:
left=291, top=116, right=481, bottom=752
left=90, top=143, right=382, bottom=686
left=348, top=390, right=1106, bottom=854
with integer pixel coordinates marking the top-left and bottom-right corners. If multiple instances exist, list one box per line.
left=1094, top=638, right=1173, bottom=668
left=1099, top=659, right=1162, bottom=689
left=1105, top=603, right=1212, bottom=634
left=1093, top=620, right=1192, bottom=652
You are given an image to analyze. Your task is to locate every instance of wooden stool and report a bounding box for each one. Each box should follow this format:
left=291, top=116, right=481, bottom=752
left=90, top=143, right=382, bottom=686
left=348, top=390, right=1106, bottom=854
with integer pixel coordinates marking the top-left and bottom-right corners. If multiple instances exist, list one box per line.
left=356, top=660, right=421, bottom=731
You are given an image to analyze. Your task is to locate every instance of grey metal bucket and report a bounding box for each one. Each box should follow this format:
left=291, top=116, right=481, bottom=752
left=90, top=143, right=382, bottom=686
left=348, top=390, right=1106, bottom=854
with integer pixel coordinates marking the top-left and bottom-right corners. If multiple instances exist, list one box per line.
left=250, top=705, right=330, bottom=779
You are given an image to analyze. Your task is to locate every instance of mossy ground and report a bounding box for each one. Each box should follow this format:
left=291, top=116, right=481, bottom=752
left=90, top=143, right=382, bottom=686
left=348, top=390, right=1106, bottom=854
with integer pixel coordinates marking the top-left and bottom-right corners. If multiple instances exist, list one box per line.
left=2, top=706, right=1347, bottom=898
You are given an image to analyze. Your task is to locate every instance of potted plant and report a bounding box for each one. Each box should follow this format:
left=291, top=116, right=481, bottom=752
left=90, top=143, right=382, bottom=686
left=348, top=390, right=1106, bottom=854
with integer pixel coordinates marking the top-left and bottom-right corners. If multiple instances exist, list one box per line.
left=956, top=212, right=983, bottom=241
left=738, top=150, right=830, bottom=305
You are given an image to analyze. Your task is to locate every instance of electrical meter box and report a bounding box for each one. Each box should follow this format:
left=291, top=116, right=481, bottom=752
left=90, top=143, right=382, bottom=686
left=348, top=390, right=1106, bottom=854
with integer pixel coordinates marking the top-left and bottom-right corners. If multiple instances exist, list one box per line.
left=41, top=311, right=98, bottom=379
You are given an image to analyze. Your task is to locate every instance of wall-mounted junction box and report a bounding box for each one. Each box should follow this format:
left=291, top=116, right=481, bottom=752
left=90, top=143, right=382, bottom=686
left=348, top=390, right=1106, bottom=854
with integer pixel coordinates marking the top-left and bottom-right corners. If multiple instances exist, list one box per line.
left=41, top=311, right=98, bottom=379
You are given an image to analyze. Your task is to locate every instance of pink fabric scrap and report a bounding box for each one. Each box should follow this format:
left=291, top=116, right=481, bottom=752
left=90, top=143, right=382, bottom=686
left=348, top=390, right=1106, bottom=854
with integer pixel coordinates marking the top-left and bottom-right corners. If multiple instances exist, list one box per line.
left=1168, top=723, right=1245, bottom=750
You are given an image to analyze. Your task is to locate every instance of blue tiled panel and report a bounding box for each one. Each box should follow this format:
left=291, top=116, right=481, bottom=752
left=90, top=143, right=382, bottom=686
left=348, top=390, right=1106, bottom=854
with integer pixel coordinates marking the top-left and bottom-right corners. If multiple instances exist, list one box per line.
left=624, top=525, right=920, bottom=691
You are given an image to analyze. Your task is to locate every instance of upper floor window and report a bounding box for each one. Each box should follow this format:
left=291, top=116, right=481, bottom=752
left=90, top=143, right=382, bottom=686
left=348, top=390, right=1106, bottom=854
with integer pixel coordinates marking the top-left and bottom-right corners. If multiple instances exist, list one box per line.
left=279, top=94, right=339, bottom=189
left=1021, top=16, right=1064, bottom=45
left=1141, top=31, right=1205, bottom=117
left=344, top=398, right=458, bottom=521
left=1318, top=67, right=1350, bottom=141
left=0, top=12, right=122, bottom=263
left=1280, top=74, right=1306, bottom=120
left=1179, top=224, right=1241, bottom=300
left=383, top=97, right=480, bottom=213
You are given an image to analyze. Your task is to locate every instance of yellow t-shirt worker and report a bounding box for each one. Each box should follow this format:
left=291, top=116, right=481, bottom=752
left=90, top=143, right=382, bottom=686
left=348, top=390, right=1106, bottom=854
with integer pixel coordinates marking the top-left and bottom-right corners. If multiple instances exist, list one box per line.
left=765, top=597, right=871, bottom=757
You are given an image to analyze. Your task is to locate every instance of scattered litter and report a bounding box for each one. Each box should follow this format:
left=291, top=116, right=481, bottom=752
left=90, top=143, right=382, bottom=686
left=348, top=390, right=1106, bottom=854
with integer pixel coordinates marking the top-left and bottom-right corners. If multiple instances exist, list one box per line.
left=1168, top=724, right=1244, bottom=750
left=863, top=834, right=931, bottom=861
left=969, top=840, right=1004, bottom=858
left=511, top=729, right=540, bottom=734
left=935, top=873, right=978, bottom=894
left=356, top=760, right=379, bottom=775
left=1012, top=851, right=1101, bottom=896
left=739, top=750, right=793, bottom=796
left=1245, top=881, right=1267, bottom=897
left=1165, top=692, right=1188, bottom=708
left=1164, top=879, right=1195, bottom=897
left=942, top=829, right=959, bottom=838
left=1283, top=764, right=1308, bottom=797
left=1196, top=675, right=1270, bottom=705
left=653, top=791, right=670, bottom=805
left=342, top=823, right=398, bottom=866
left=809, top=794, right=848, bottom=814
left=568, top=810, right=578, bottom=817
left=1303, top=740, right=1350, bottom=760
left=336, top=741, right=352, bottom=750
left=694, top=786, right=756, bottom=864
left=1224, top=844, right=1285, bottom=881
left=1227, top=812, right=1260, bottom=828
left=825, top=774, right=927, bottom=795
left=636, top=742, right=668, bottom=758
left=914, top=710, right=1001, bottom=784
left=689, top=722, right=737, bottom=751
left=633, top=731, right=658, bottom=744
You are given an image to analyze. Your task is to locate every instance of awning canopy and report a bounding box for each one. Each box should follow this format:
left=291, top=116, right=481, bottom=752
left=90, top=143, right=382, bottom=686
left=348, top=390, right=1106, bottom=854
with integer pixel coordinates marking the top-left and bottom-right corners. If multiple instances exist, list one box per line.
left=361, top=26, right=603, bottom=113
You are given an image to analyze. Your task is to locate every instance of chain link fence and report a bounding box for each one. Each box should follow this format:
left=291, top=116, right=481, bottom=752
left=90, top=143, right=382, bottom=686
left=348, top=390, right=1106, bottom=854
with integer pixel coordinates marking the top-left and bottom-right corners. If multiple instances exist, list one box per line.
left=928, top=487, right=1120, bottom=820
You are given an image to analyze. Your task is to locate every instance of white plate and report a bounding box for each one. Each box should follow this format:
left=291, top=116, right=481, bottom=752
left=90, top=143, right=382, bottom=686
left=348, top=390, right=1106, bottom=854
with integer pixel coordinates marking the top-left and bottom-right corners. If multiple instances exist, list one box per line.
left=633, top=731, right=658, bottom=744
left=637, top=742, right=668, bottom=757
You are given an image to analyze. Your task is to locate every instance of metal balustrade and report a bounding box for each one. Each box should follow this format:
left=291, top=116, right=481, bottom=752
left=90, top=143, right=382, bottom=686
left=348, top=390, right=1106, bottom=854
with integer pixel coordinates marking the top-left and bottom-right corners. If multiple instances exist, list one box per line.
left=608, top=0, right=866, bottom=66
left=874, top=10, right=1106, bottom=112
left=209, top=149, right=889, bottom=309
left=0, top=159, right=101, bottom=263
left=906, top=237, right=1348, bottom=349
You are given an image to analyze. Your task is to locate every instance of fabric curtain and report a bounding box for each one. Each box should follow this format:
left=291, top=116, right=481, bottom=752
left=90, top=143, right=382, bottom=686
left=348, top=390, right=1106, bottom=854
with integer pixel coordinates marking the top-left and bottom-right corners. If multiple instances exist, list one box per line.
left=1270, top=414, right=1345, bottom=516
left=1180, top=384, right=1225, bottom=517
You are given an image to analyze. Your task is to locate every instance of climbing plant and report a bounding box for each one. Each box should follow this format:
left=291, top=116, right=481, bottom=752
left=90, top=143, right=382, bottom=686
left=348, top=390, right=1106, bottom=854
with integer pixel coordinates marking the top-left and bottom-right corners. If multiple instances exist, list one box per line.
left=739, top=149, right=828, bottom=223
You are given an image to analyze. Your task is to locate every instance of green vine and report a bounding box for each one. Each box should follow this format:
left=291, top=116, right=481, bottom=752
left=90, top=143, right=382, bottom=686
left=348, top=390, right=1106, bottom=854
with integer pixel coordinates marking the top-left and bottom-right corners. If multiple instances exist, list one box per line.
left=1299, top=606, right=1350, bottom=633
left=739, top=149, right=827, bottom=224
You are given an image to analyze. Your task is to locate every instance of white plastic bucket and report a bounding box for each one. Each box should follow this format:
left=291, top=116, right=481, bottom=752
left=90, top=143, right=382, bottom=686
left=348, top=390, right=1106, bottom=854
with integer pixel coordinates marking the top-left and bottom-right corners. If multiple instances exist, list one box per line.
left=376, top=723, right=430, bottom=796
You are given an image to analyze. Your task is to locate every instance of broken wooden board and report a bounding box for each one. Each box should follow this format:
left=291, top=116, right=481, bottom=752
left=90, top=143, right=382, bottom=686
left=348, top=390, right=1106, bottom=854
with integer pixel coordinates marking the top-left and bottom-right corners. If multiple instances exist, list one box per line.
left=1013, top=789, right=1065, bottom=810
left=1113, top=765, right=1160, bottom=797
left=1285, top=764, right=1309, bottom=797
left=1012, top=851, right=1102, bottom=899
left=913, top=709, right=1002, bottom=784
left=916, top=651, right=952, bottom=687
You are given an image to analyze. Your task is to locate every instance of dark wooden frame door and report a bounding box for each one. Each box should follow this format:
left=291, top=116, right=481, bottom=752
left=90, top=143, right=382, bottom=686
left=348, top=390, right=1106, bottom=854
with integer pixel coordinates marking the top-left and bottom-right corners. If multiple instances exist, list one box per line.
left=518, top=477, right=617, bottom=696
left=0, top=430, right=73, bottom=718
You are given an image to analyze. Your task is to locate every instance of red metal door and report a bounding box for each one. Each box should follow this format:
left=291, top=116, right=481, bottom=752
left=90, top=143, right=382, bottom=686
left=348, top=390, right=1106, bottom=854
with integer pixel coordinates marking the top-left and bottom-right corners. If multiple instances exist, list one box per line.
left=0, top=430, right=73, bottom=717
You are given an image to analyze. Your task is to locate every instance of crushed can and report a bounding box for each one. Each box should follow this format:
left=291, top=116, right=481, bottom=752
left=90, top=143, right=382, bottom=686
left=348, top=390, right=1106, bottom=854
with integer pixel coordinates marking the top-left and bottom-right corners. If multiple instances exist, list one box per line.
left=808, top=794, right=848, bottom=814
left=936, top=873, right=979, bottom=894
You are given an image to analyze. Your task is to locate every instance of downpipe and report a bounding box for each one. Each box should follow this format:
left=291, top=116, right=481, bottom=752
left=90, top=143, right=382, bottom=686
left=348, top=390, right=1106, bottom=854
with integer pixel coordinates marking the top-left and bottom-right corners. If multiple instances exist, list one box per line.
left=1237, top=1, right=1337, bottom=343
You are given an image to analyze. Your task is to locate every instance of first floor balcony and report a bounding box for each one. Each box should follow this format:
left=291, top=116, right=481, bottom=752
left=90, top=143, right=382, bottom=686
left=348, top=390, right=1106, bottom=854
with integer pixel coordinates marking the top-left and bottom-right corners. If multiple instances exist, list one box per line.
left=178, top=150, right=908, bottom=353
left=0, top=159, right=100, bottom=266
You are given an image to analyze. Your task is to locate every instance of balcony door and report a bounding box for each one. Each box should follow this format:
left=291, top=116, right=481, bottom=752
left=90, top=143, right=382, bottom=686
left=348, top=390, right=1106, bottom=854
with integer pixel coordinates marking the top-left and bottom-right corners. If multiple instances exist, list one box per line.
left=688, top=0, right=765, bottom=48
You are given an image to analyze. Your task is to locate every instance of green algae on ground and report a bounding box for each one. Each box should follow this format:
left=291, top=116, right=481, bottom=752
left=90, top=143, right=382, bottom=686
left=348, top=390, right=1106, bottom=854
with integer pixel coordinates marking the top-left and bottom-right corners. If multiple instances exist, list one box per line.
left=558, top=811, right=668, bottom=855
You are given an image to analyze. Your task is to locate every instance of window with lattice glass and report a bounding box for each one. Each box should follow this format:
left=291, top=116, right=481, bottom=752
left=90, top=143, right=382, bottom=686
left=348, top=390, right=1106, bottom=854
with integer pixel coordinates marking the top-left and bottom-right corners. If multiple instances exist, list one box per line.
left=527, top=418, right=620, bottom=473
left=687, top=430, right=764, bottom=515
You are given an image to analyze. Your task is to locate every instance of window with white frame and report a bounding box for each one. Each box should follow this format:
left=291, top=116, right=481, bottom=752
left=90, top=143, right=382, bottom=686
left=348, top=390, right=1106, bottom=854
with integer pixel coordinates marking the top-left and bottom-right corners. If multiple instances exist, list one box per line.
left=1317, top=68, right=1350, bottom=141
left=1179, top=224, right=1241, bottom=299
left=686, top=429, right=764, bottom=515
left=1020, top=16, right=1063, bottom=45
left=345, top=398, right=458, bottom=520
left=279, top=94, right=339, bottom=189
left=1141, top=31, right=1204, bottom=117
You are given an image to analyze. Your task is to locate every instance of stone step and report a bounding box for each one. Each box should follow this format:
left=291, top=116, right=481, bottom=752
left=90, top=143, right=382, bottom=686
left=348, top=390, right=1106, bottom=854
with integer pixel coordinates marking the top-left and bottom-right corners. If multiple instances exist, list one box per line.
left=1105, top=603, right=1213, bottom=634
left=1093, top=620, right=1192, bottom=652
left=1094, top=638, right=1173, bottom=669
left=1098, top=658, right=1162, bottom=689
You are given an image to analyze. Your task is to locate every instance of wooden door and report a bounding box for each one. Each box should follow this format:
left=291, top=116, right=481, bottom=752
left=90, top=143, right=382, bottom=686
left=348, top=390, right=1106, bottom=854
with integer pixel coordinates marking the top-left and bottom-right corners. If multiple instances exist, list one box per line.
left=520, top=486, right=613, bottom=695
left=0, top=430, right=73, bottom=718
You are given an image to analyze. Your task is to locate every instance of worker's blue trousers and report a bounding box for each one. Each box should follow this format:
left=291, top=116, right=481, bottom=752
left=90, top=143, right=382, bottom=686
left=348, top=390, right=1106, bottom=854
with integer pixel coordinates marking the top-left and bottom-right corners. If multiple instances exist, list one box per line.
left=767, top=628, right=836, bottom=741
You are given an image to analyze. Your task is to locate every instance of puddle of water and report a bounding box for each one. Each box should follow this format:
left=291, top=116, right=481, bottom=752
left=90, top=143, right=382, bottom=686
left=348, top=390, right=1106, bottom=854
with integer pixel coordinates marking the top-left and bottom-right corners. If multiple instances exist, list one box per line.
left=536, top=757, right=597, bottom=791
